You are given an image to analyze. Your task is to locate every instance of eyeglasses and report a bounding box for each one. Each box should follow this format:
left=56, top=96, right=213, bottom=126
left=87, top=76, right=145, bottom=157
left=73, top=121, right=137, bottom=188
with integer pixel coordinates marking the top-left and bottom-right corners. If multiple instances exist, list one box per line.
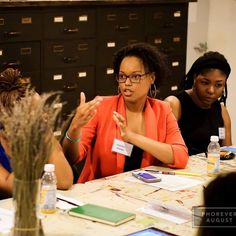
left=116, top=72, right=149, bottom=83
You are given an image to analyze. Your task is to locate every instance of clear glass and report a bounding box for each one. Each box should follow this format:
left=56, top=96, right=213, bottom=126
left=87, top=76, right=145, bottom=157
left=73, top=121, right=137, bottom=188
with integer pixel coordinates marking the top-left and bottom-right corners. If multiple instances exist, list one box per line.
left=12, top=179, right=43, bottom=236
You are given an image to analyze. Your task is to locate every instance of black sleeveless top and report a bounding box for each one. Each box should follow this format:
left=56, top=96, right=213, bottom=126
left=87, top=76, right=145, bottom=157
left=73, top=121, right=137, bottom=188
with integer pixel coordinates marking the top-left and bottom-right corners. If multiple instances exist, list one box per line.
left=124, top=145, right=143, bottom=172
left=177, top=91, right=224, bottom=155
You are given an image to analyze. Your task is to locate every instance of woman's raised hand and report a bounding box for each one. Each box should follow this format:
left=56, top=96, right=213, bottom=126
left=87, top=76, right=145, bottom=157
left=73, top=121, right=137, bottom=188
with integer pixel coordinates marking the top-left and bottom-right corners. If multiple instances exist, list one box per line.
left=71, top=92, right=103, bottom=129
left=113, top=111, right=131, bottom=142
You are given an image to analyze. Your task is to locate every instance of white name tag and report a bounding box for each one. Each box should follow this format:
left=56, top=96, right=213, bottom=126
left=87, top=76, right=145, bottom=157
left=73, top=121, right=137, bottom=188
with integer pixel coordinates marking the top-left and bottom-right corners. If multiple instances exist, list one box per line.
left=219, top=127, right=225, bottom=140
left=112, top=139, right=133, bottom=157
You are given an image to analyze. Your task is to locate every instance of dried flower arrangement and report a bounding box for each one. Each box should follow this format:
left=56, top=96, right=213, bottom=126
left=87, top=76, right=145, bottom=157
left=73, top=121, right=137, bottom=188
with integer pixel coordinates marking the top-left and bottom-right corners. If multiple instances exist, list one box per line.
left=1, top=91, right=62, bottom=236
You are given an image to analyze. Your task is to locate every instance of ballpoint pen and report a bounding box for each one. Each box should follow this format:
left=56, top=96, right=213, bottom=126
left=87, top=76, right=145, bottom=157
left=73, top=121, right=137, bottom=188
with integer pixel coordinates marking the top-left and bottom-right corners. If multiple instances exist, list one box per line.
left=57, top=197, right=80, bottom=207
left=145, top=169, right=202, bottom=177
left=145, top=170, right=175, bottom=175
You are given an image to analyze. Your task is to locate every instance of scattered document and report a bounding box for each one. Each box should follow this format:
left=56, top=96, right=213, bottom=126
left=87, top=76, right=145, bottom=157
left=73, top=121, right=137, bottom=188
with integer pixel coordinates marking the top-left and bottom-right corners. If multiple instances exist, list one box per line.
left=138, top=206, right=189, bottom=224
left=0, top=208, right=13, bottom=233
left=138, top=200, right=191, bottom=224
left=126, top=173, right=202, bottom=191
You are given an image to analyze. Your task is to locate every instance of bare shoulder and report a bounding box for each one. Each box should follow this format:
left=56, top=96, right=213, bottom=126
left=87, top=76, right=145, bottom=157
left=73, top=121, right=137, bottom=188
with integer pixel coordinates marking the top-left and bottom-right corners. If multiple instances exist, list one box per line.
left=221, top=103, right=231, bottom=122
left=164, top=95, right=180, bottom=106
left=164, top=95, right=181, bottom=120
left=220, top=103, right=232, bottom=145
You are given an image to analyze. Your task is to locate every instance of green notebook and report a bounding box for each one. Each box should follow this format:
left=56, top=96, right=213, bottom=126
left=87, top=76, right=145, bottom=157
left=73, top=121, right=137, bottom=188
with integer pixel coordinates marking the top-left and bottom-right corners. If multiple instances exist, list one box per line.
left=68, top=203, right=136, bottom=226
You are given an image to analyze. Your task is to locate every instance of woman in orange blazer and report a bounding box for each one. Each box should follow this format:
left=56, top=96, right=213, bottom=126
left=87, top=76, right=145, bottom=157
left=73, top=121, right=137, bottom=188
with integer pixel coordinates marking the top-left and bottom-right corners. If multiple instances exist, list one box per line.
left=62, top=43, right=188, bottom=183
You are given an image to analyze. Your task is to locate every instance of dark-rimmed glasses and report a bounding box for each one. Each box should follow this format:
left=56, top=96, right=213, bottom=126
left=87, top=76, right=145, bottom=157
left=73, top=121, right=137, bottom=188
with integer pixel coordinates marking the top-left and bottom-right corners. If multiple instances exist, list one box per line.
left=116, top=72, right=150, bottom=83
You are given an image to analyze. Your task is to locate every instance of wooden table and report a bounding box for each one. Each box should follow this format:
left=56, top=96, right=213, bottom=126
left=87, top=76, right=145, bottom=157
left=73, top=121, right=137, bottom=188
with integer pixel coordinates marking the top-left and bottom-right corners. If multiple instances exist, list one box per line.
left=1, top=155, right=236, bottom=236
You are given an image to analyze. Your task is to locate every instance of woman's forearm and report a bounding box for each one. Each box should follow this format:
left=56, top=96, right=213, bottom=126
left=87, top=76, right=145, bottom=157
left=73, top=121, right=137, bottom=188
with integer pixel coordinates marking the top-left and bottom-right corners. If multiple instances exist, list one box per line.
left=48, top=142, right=73, bottom=190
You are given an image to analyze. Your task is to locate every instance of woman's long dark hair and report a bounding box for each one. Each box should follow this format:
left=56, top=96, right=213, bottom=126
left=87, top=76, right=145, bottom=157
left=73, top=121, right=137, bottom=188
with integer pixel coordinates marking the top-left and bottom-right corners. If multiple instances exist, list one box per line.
left=180, top=51, right=231, bottom=105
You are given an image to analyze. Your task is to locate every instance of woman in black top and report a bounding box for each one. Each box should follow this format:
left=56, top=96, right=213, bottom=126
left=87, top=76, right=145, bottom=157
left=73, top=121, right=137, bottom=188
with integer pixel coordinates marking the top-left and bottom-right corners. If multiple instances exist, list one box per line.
left=165, top=51, right=232, bottom=155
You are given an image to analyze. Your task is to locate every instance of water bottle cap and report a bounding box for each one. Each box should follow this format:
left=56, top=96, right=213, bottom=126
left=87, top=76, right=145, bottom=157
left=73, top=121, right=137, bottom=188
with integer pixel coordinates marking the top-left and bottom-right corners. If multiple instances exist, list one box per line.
left=44, top=164, right=55, bottom=172
left=210, top=135, right=219, bottom=142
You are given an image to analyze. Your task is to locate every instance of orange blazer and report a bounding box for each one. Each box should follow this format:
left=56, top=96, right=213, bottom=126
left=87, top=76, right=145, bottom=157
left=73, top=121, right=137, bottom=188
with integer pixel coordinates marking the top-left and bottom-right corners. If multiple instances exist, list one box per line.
left=77, top=95, right=188, bottom=183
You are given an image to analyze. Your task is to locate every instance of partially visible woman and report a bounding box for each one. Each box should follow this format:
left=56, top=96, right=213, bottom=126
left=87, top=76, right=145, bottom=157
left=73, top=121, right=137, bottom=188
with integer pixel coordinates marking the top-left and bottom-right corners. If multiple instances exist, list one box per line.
left=165, top=51, right=232, bottom=155
left=198, top=172, right=236, bottom=236
left=0, top=68, right=73, bottom=199
left=62, top=42, right=188, bottom=183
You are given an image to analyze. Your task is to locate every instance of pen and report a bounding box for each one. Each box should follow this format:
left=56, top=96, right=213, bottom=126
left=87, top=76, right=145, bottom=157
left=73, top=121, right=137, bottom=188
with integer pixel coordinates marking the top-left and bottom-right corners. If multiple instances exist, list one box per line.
left=145, top=169, right=202, bottom=177
left=145, top=170, right=175, bottom=175
left=174, top=171, right=202, bottom=177
left=57, top=197, right=80, bottom=207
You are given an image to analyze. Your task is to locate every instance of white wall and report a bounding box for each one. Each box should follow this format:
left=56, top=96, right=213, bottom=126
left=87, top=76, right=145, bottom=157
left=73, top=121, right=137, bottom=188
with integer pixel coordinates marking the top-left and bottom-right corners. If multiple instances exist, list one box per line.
left=187, top=0, right=236, bottom=144
left=186, top=0, right=209, bottom=70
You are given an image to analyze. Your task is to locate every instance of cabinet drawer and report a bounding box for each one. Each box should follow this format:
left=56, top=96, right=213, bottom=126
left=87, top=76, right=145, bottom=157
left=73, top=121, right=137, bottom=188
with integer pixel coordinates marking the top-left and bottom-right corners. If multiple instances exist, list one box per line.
left=43, top=39, right=95, bottom=69
left=146, top=4, right=188, bottom=33
left=147, top=31, right=187, bottom=56
left=96, top=65, right=117, bottom=96
left=21, top=70, right=41, bottom=93
left=42, top=67, right=95, bottom=115
left=96, top=35, right=145, bottom=65
left=164, top=55, right=186, bottom=87
left=158, top=84, right=179, bottom=100
left=0, top=10, right=42, bottom=42
left=97, top=7, right=144, bottom=37
left=168, top=55, right=186, bottom=78
left=0, top=42, right=40, bottom=71
left=43, top=9, right=95, bottom=39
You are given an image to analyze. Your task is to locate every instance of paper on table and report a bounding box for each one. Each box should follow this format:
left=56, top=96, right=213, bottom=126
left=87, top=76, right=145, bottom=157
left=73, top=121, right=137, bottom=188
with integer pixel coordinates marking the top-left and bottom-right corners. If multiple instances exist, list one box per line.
left=126, top=173, right=202, bottom=191
left=138, top=206, right=190, bottom=224
left=138, top=199, right=191, bottom=224
left=150, top=199, right=192, bottom=220
left=0, top=208, right=13, bottom=233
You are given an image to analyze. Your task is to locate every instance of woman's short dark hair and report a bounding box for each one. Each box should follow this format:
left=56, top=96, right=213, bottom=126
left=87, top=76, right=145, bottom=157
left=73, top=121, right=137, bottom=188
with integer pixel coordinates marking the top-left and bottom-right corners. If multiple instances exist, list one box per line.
left=113, top=42, right=169, bottom=89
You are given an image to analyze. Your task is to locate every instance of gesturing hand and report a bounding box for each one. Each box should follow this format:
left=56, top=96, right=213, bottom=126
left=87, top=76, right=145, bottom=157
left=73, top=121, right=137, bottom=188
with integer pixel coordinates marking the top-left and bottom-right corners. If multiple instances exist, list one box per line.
left=113, top=111, right=131, bottom=142
left=71, top=92, right=103, bottom=129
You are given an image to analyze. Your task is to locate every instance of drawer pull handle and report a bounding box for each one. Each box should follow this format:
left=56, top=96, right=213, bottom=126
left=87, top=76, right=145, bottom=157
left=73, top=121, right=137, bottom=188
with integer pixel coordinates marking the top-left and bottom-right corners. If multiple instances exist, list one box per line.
left=4, top=31, right=21, bottom=37
left=164, top=23, right=174, bottom=28
left=2, top=61, right=20, bottom=68
left=162, top=48, right=174, bottom=54
left=63, top=28, right=79, bottom=33
left=63, top=84, right=78, bottom=91
left=63, top=57, right=78, bottom=63
left=116, top=25, right=129, bottom=31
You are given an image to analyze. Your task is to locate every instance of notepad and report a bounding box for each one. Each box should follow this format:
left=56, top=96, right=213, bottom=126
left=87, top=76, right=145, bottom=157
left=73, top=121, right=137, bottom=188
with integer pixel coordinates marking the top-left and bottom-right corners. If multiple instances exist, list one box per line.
left=68, top=203, right=136, bottom=226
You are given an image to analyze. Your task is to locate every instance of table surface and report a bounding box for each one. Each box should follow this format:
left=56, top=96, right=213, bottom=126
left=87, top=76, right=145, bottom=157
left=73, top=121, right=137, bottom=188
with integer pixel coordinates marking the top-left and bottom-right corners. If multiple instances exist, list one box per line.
left=1, top=155, right=236, bottom=236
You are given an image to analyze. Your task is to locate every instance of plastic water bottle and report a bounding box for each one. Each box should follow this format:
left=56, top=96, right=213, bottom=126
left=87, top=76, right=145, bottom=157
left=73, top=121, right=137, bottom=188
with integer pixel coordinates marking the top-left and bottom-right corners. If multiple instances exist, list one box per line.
left=40, top=164, right=57, bottom=213
left=207, top=135, right=220, bottom=176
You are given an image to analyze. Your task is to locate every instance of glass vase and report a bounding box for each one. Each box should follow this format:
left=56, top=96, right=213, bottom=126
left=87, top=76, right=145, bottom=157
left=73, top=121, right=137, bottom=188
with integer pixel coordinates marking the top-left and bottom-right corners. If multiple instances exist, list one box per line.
left=12, top=178, right=44, bottom=236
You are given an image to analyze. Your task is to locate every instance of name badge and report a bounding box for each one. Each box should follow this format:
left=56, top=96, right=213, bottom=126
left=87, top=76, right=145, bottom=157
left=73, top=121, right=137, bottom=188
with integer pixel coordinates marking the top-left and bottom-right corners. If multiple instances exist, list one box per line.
left=219, top=127, right=225, bottom=140
left=112, top=138, right=133, bottom=157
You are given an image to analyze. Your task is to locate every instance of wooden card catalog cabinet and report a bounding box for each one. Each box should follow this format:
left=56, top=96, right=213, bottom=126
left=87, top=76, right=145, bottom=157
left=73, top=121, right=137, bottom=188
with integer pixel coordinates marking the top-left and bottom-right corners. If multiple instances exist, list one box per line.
left=0, top=0, right=195, bottom=118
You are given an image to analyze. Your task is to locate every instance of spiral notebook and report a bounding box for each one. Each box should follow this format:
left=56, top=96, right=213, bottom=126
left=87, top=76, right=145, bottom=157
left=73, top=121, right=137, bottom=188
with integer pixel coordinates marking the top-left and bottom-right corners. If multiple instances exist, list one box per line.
left=68, top=203, right=136, bottom=226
